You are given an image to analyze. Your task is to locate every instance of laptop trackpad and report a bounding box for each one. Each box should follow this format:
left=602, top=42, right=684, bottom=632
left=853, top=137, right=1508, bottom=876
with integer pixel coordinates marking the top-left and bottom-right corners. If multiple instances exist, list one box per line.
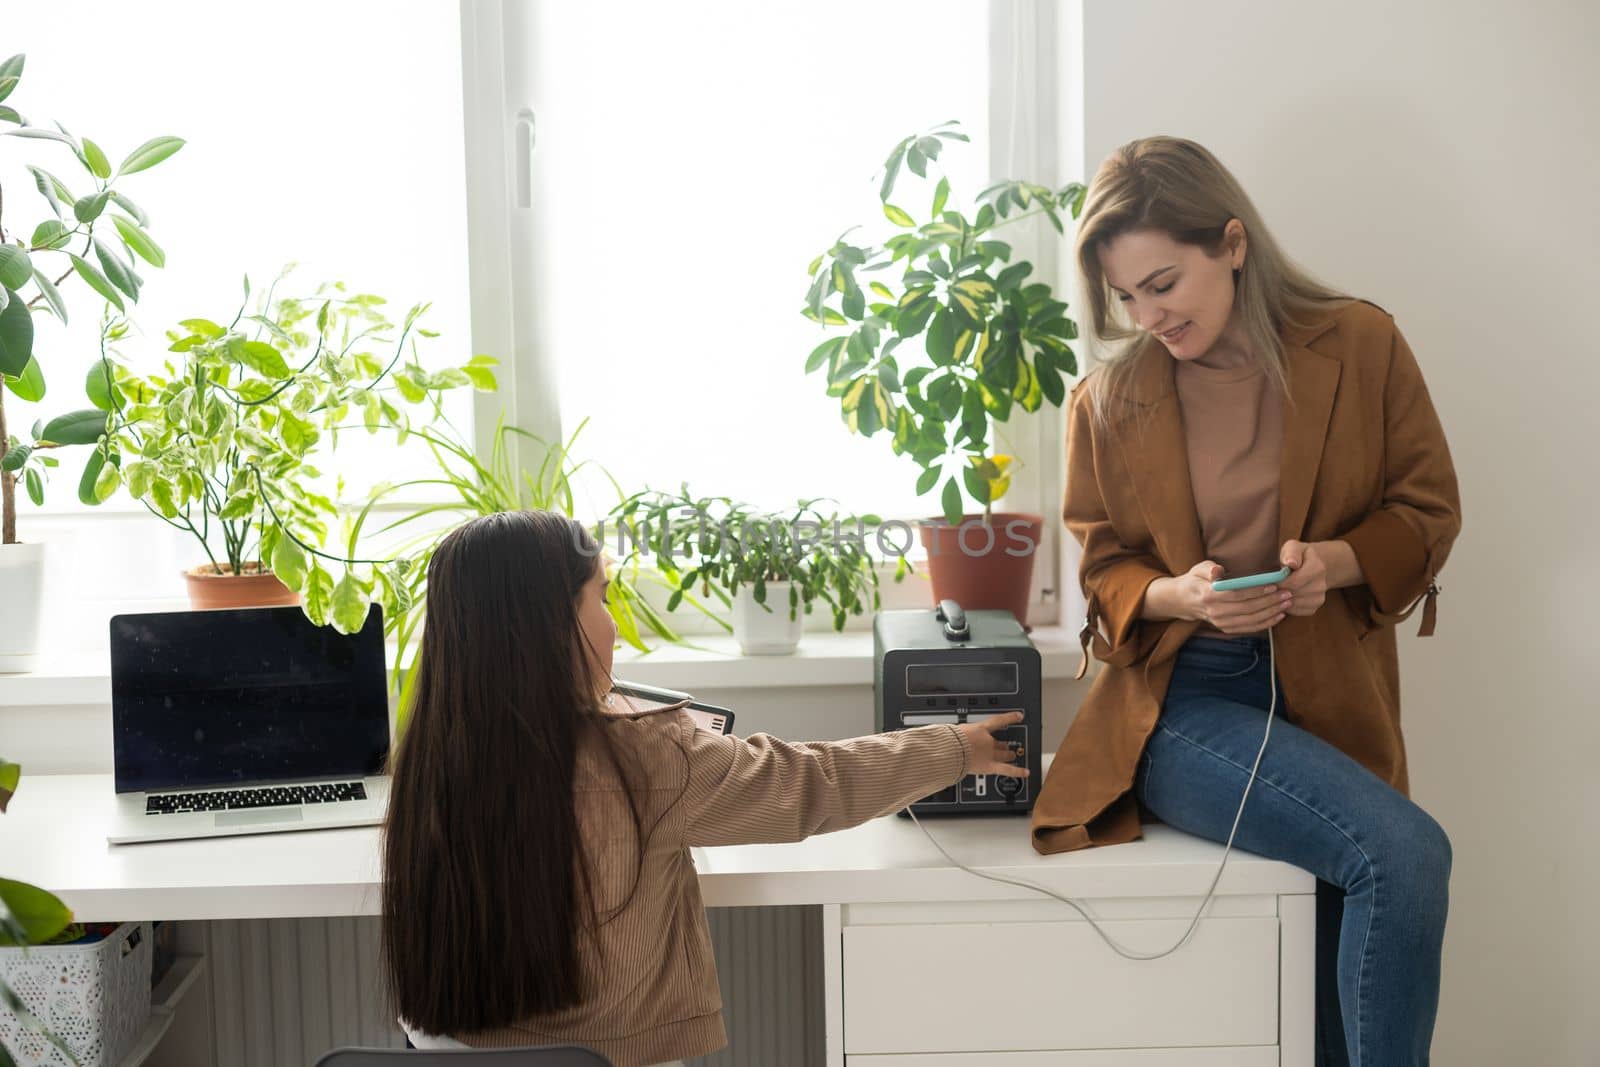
left=215, top=808, right=303, bottom=828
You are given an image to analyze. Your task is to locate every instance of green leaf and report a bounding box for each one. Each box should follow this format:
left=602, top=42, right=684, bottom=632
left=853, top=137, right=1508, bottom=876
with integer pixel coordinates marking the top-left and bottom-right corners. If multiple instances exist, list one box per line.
left=272, top=533, right=308, bottom=589
left=74, top=189, right=110, bottom=224
left=81, top=136, right=112, bottom=179
left=879, top=140, right=908, bottom=203
left=0, top=758, right=17, bottom=811
left=93, top=236, right=138, bottom=299
left=23, top=467, right=43, bottom=506
left=117, top=135, right=185, bottom=176
left=962, top=463, right=992, bottom=504
left=0, top=444, right=29, bottom=473
left=178, top=317, right=225, bottom=340
left=231, top=338, right=292, bottom=379
left=77, top=449, right=106, bottom=505
left=148, top=476, right=176, bottom=517
left=332, top=573, right=370, bottom=634
left=915, top=465, right=941, bottom=495
left=0, top=55, right=22, bottom=105
left=29, top=219, right=70, bottom=251
left=40, top=409, right=108, bottom=446
left=3, top=126, right=74, bottom=147
left=883, top=203, right=915, bottom=227
left=0, top=105, right=20, bottom=125
left=0, top=246, right=32, bottom=290
left=0, top=288, right=34, bottom=376
left=932, top=177, right=950, bottom=217
left=109, top=189, right=150, bottom=226
left=941, top=477, right=963, bottom=525
left=85, top=358, right=118, bottom=410
left=805, top=336, right=845, bottom=375
left=26, top=167, right=64, bottom=219
left=93, top=456, right=121, bottom=501
left=6, top=356, right=45, bottom=402
left=29, top=266, right=66, bottom=326
left=68, top=253, right=125, bottom=311
left=0, top=878, right=74, bottom=946
left=112, top=215, right=165, bottom=267
left=302, top=566, right=335, bottom=627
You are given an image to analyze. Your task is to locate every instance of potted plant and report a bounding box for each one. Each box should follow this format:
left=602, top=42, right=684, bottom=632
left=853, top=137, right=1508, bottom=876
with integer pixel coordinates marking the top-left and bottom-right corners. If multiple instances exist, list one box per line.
left=347, top=416, right=694, bottom=727
left=0, top=52, right=183, bottom=670
left=606, top=487, right=894, bottom=655
left=801, top=122, right=1085, bottom=625
left=0, top=756, right=78, bottom=1063
left=84, top=270, right=488, bottom=627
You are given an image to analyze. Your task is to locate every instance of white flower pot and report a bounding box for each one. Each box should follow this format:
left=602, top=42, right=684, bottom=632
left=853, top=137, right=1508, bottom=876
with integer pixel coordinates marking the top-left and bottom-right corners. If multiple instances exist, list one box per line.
left=732, top=582, right=802, bottom=656
left=0, top=541, right=46, bottom=673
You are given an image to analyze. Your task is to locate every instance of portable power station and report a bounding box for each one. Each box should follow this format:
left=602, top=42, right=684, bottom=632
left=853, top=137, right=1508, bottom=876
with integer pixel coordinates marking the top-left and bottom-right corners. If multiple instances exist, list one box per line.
left=873, top=600, right=1042, bottom=815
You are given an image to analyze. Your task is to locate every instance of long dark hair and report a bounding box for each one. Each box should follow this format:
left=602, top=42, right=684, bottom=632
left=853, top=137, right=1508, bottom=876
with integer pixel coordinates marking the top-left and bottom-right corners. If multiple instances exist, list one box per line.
left=381, top=510, right=651, bottom=1034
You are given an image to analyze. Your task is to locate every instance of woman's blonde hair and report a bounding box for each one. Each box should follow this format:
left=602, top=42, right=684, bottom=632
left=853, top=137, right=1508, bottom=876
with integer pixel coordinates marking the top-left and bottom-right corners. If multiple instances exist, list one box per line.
left=1075, top=136, right=1349, bottom=420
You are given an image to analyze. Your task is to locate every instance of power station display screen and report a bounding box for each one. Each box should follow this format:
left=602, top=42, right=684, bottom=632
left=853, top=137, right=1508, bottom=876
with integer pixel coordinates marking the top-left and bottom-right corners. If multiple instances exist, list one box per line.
left=904, top=661, right=1019, bottom=696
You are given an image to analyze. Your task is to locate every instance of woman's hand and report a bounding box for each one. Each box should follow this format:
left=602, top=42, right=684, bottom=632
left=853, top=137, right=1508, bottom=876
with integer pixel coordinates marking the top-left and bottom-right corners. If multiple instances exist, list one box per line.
left=1278, top=540, right=1329, bottom=616
left=1150, top=561, right=1291, bottom=633
left=955, top=712, right=1030, bottom=778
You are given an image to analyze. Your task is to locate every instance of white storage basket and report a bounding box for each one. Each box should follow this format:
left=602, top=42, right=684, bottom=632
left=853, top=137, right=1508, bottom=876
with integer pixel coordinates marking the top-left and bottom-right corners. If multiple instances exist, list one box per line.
left=0, top=921, right=153, bottom=1067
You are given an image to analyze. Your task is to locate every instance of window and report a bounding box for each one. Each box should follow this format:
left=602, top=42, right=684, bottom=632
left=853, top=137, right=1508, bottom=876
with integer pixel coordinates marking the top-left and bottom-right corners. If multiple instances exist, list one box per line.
left=5, top=1, right=472, bottom=606
left=2, top=2, right=472, bottom=516
left=512, top=1, right=995, bottom=521
left=471, top=0, right=1072, bottom=621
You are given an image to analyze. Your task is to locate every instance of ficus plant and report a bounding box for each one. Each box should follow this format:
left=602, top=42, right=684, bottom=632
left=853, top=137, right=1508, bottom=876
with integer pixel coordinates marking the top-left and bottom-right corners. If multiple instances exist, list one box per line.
left=84, top=271, right=495, bottom=634
left=0, top=51, right=184, bottom=545
left=802, top=121, right=1085, bottom=527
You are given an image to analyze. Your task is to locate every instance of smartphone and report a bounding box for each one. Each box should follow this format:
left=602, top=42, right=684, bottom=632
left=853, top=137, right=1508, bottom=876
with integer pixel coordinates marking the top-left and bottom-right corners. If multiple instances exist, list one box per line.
left=1211, top=566, right=1292, bottom=593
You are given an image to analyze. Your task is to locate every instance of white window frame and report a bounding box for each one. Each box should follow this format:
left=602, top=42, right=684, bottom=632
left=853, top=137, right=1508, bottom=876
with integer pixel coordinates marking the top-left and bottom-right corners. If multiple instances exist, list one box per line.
left=456, top=0, right=1082, bottom=631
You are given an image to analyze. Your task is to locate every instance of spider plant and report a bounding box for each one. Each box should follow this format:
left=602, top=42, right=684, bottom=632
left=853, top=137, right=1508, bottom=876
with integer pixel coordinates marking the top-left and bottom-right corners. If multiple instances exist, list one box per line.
left=349, top=416, right=709, bottom=729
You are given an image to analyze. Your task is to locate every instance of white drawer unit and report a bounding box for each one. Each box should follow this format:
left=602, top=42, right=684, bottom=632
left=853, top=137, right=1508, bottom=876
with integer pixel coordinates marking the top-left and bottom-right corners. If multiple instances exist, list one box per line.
left=842, top=915, right=1279, bottom=1054
left=823, top=867, right=1316, bottom=1067
left=846, top=1051, right=1278, bottom=1066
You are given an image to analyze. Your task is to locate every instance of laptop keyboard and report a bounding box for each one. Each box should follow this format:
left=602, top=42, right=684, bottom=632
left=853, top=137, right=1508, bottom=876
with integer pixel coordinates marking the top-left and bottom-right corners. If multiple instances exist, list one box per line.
left=145, top=781, right=367, bottom=815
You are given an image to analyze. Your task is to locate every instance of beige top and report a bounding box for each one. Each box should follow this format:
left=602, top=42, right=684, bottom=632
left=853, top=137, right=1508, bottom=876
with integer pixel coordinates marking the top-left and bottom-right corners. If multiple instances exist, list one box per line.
left=456, top=696, right=971, bottom=1066
left=1174, top=356, right=1286, bottom=638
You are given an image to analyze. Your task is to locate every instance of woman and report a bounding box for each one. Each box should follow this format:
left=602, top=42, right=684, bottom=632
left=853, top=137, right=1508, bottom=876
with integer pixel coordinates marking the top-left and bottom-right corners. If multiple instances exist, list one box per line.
left=381, top=509, right=1025, bottom=1067
left=1030, top=137, right=1461, bottom=1066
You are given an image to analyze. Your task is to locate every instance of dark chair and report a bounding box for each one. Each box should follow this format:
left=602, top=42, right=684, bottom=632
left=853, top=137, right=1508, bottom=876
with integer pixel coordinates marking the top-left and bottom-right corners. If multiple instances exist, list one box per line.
left=314, top=1047, right=614, bottom=1066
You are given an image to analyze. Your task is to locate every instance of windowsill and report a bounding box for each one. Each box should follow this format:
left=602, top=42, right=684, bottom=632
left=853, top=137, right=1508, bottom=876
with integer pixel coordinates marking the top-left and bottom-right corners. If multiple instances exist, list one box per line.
left=0, top=622, right=1086, bottom=707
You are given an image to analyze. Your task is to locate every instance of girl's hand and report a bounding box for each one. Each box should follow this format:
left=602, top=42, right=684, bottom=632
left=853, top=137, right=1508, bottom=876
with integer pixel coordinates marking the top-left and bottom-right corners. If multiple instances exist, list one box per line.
left=955, top=712, right=1030, bottom=778
left=1278, top=540, right=1329, bottom=616
left=1174, top=560, right=1291, bottom=634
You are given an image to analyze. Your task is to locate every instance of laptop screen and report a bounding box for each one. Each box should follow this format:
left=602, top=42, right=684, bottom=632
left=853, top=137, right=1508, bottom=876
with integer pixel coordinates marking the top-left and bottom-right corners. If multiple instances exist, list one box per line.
left=110, top=604, right=390, bottom=794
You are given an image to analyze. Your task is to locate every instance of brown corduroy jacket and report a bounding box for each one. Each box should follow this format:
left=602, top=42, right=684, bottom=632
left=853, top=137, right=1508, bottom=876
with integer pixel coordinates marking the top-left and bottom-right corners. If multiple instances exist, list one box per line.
left=462, top=697, right=970, bottom=1065
left=1031, top=299, right=1462, bottom=855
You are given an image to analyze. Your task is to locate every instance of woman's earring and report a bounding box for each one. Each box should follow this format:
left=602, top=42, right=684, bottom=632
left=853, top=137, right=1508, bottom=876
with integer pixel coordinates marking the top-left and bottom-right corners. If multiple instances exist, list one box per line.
left=1232, top=265, right=1242, bottom=284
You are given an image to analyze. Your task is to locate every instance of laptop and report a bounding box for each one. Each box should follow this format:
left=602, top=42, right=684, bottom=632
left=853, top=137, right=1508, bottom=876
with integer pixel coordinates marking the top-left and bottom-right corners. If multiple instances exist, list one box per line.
left=106, top=603, right=391, bottom=845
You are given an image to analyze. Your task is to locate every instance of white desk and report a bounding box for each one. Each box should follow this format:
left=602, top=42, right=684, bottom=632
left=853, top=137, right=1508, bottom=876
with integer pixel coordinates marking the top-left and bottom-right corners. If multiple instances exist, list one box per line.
left=3, top=775, right=1316, bottom=1065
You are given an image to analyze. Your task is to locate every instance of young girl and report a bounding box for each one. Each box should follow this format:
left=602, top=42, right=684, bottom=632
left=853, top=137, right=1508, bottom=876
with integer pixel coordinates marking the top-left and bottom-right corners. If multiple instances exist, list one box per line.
left=1031, top=137, right=1462, bottom=1066
left=381, top=509, right=1025, bottom=1066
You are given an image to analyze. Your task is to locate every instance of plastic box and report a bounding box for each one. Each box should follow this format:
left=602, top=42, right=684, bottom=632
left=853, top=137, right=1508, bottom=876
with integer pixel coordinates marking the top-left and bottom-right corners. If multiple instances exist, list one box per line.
left=0, top=922, right=153, bottom=1067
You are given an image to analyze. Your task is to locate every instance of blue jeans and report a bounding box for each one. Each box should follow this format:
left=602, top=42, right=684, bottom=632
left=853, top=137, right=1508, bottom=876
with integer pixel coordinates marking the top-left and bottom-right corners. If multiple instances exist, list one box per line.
left=1134, top=635, right=1451, bottom=1067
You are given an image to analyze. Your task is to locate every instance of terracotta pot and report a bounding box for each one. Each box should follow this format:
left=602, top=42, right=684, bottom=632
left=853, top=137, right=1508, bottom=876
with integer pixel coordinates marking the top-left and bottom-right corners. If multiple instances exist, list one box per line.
left=182, top=562, right=301, bottom=611
left=916, top=513, right=1044, bottom=628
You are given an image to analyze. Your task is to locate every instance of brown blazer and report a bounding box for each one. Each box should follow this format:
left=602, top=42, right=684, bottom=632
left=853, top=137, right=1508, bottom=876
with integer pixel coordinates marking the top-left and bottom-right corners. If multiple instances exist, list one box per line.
left=1031, top=300, right=1462, bottom=855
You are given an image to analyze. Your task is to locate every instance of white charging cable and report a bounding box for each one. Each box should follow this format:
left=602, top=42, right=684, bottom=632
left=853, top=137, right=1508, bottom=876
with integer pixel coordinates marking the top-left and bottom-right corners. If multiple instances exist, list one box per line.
left=905, top=626, right=1278, bottom=962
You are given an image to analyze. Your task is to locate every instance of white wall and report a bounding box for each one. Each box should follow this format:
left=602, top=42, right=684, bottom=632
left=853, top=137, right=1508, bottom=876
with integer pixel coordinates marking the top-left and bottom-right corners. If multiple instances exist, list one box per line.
left=1074, top=1, right=1598, bottom=1062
